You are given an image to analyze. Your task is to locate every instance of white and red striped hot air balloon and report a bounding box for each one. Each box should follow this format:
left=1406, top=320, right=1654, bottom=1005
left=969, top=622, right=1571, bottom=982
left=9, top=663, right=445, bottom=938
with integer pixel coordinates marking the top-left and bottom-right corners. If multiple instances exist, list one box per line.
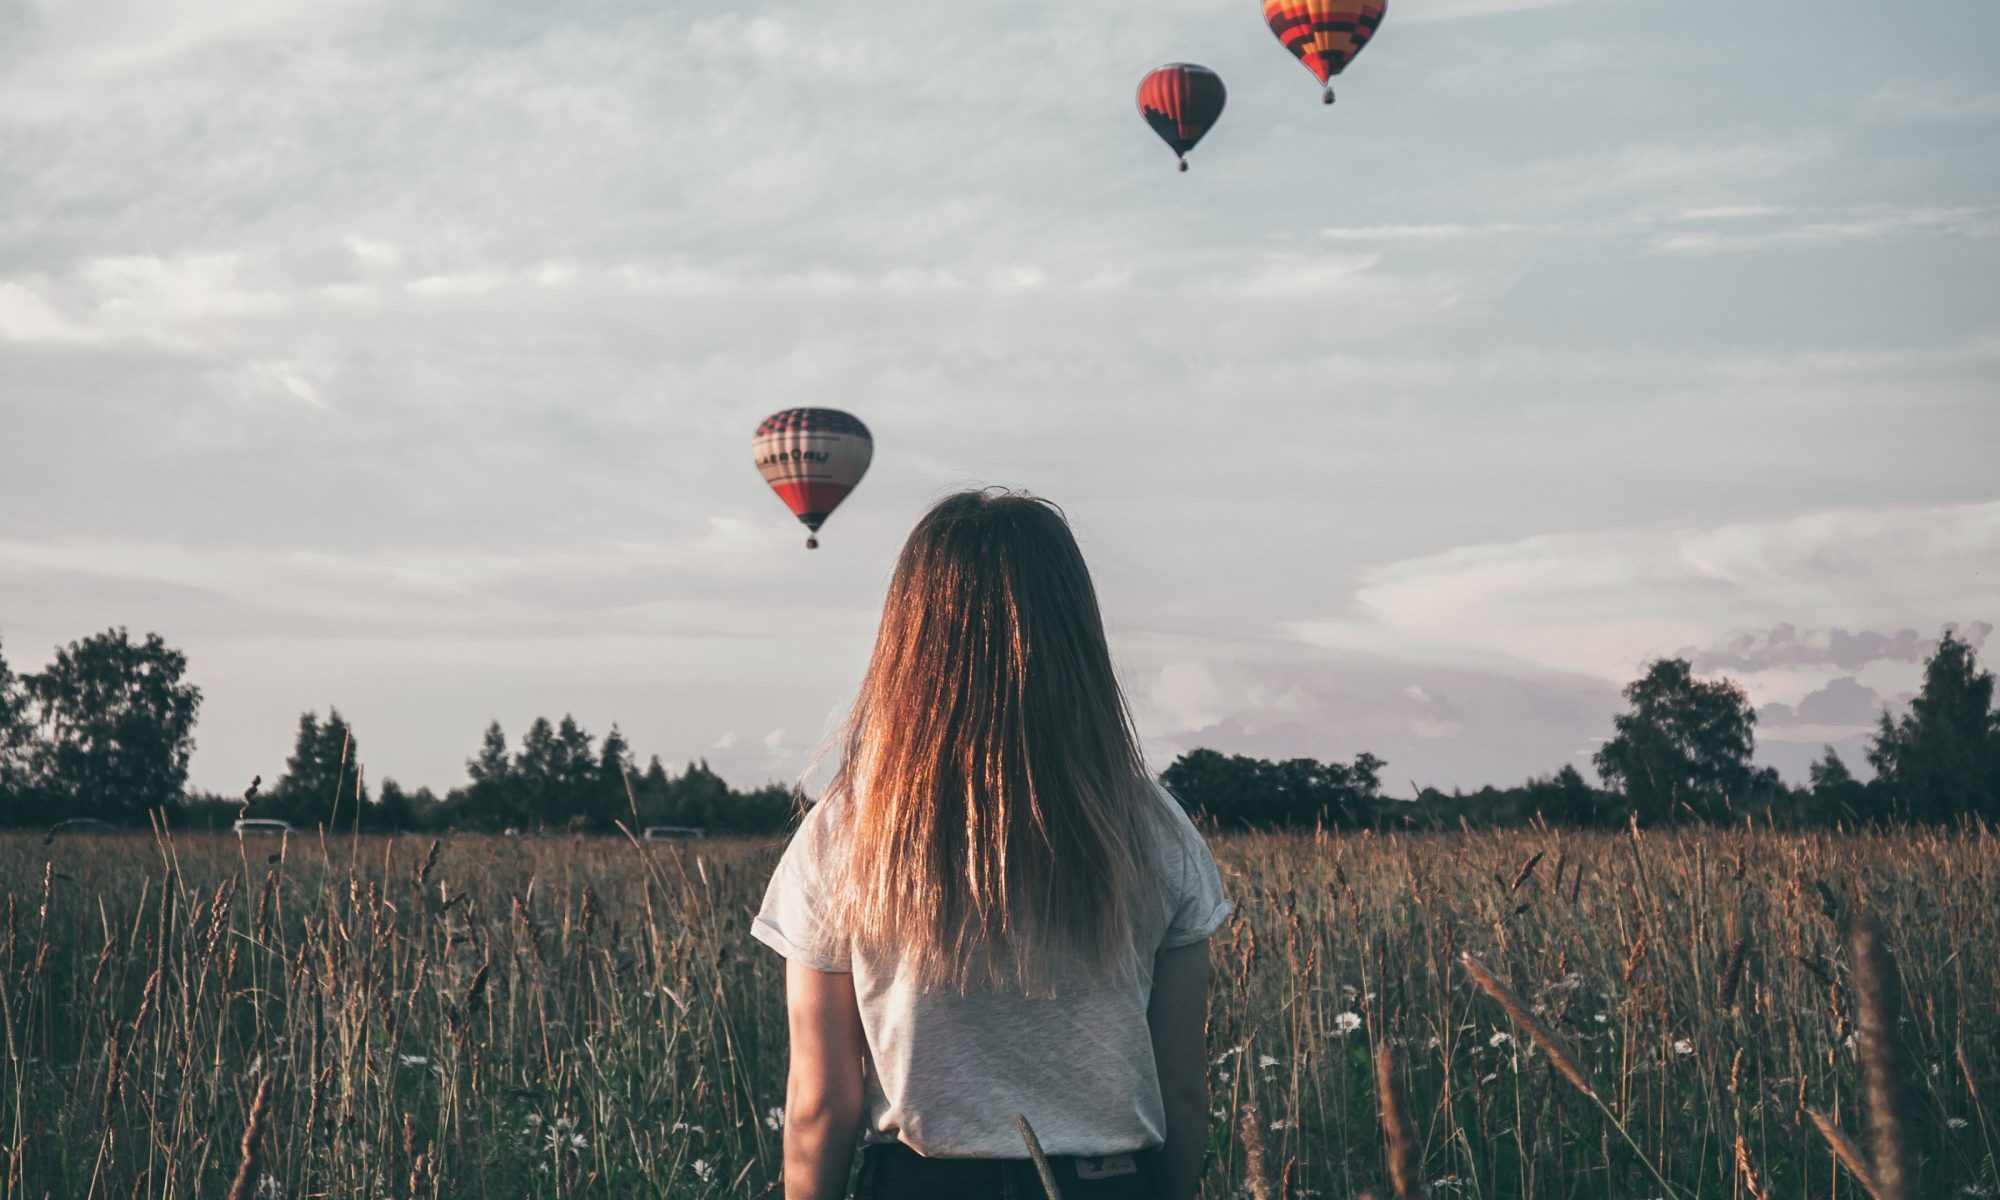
left=753, top=408, right=873, bottom=549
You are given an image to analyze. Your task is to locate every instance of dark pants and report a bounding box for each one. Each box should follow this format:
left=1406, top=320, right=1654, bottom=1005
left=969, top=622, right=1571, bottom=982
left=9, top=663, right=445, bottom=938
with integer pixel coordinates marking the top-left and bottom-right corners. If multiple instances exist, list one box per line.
left=853, top=1141, right=1164, bottom=1200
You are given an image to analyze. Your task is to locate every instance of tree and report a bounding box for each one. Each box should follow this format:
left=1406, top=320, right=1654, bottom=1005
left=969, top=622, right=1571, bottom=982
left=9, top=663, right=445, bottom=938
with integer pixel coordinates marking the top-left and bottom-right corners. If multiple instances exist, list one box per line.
left=459, top=721, right=520, bottom=829
left=271, top=708, right=368, bottom=827
left=553, top=715, right=597, bottom=826
left=0, top=636, right=31, bottom=818
left=1808, top=746, right=1871, bottom=825
left=1160, top=749, right=1384, bottom=830
left=21, top=628, right=201, bottom=823
left=1867, top=630, right=1999, bottom=824
left=1593, top=658, right=1757, bottom=825
left=594, top=725, right=633, bottom=829
left=1523, top=764, right=1609, bottom=827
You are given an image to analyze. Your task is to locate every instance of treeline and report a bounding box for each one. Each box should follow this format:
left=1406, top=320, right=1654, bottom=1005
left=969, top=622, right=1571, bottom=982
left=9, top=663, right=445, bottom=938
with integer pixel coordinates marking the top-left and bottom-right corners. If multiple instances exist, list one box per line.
left=2, top=626, right=1995, bottom=835
left=0, top=628, right=791, bottom=833
left=170, top=712, right=795, bottom=834
left=1165, top=631, right=2000, bottom=831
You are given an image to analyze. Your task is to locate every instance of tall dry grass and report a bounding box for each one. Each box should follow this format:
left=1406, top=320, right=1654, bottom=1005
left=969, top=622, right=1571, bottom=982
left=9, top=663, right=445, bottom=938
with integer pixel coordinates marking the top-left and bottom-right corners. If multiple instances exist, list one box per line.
left=1, top=822, right=1995, bottom=1197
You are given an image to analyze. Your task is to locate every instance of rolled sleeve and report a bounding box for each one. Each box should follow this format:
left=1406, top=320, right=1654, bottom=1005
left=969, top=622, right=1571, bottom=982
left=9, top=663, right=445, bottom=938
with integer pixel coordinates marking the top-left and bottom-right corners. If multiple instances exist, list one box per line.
left=1156, top=785, right=1233, bottom=948
left=752, top=801, right=852, bottom=973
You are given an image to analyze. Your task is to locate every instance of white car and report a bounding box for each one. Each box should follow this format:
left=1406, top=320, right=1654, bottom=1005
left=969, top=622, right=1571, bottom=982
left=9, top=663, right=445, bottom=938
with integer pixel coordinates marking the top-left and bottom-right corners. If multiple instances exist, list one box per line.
left=233, top=818, right=293, bottom=835
left=642, top=826, right=707, bottom=841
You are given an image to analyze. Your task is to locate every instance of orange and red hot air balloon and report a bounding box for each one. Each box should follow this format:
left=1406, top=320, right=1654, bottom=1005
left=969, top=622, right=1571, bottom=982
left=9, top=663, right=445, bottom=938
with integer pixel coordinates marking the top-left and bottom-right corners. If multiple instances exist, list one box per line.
left=1138, top=64, right=1227, bottom=172
left=753, top=408, right=873, bottom=549
left=1262, top=0, right=1387, bottom=105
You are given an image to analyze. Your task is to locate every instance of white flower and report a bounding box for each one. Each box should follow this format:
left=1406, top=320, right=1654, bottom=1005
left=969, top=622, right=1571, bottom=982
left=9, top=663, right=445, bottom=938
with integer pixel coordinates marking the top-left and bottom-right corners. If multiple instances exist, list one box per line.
left=1672, top=1039, right=1695, bottom=1057
left=1489, top=1031, right=1512, bottom=1048
left=672, top=1121, right=708, bottom=1135
left=1479, top=1072, right=1499, bottom=1085
left=1947, top=1117, right=1970, bottom=1130
left=1333, top=1012, right=1362, bottom=1035
left=1267, top=1118, right=1290, bottom=1131
left=691, top=1158, right=714, bottom=1182
left=399, top=1054, right=429, bottom=1067
left=1258, top=1055, right=1281, bottom=1069
left=525, top=1113, right=543, bottom=1128
left=572, top=1132, right=588, bottom=1149
left=764, top=1106, right=785, bottom=1131
left=1593, top=1013, right=1609, bottom=1024
left=255, top=1175, right=280, bottom=1200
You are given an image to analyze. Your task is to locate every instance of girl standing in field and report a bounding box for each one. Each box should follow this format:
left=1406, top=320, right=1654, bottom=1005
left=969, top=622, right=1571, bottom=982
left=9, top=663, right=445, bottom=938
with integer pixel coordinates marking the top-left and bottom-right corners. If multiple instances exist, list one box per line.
left=753, top=490, right=1231, bottom=1200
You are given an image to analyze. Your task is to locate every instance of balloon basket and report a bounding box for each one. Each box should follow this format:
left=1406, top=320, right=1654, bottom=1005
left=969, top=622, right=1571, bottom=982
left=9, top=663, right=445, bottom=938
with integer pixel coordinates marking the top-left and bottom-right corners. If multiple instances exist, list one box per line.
left=1178, top=159, right=1188, bottom=173
left=1322, top=87, right=1335, bottom=105
left=805, top=537, right=819, bottom=550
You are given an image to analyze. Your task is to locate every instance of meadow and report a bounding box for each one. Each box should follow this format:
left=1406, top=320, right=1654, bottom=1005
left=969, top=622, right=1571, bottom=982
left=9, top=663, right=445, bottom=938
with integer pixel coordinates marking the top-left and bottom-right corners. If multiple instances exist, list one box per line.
left=1, top=823, right=1995, bottom=1199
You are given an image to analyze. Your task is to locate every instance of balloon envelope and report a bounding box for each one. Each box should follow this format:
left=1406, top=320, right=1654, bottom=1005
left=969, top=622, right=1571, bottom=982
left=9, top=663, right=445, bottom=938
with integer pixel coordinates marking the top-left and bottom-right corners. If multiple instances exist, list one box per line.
left=1137, top=64, right=1227, bottom=168
left=753, top=408, right=874, bottom=547
left=1262, top=0, right=1386, bottom=95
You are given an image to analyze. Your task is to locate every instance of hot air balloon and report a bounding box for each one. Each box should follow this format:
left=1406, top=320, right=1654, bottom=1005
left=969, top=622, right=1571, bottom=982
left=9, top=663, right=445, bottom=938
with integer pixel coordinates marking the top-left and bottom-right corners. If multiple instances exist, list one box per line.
left=1261, top=0, right=1386, bottom=105
left=1137, top=64, right=1227, bottom=172
left=753, top=408, right=873, bottom=549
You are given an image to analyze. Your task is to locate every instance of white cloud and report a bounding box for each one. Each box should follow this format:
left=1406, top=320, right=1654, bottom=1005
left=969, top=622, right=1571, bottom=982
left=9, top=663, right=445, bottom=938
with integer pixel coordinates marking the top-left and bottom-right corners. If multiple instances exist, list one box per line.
left=1288, top=501, right=2000, bottom=685
left=0, top=282, right=96, bottom=343
left=1652, top=206, right=2000, bottom=255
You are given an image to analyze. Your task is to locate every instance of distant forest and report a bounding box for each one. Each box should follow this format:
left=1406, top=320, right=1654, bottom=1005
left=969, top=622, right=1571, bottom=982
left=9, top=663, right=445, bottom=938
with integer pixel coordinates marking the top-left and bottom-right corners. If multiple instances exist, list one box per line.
left=0, top=628, right=1994, bottom=834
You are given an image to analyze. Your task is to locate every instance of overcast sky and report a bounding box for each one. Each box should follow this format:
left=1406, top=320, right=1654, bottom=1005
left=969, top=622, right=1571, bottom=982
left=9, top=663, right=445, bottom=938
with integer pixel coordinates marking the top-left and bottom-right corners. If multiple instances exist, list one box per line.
left=2, top=0, right=1996, bottom=798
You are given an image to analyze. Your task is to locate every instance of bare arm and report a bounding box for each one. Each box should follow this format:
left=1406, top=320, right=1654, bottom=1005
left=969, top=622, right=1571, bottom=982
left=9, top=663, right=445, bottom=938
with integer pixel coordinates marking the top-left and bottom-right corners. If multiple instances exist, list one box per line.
left=782, top=960, right=866, bottom=1200
left=1149, top=941, right=1214, bottom=1200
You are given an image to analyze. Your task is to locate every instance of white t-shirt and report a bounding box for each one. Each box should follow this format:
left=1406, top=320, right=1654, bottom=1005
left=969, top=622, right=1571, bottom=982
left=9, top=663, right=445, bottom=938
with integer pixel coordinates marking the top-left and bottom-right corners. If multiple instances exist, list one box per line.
left=751, top=783, right=1232, bottom=1158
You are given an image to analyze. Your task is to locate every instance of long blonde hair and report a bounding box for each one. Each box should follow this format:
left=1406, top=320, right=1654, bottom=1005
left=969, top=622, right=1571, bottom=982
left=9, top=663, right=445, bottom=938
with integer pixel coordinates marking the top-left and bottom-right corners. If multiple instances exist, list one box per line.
left=825, top=490, right=1156, bottom=995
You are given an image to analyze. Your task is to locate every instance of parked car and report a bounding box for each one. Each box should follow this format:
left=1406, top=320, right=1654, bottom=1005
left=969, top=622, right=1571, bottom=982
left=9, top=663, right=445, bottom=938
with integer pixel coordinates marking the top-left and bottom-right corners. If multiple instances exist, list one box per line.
left=642, top=826, right=707, bottom=841
left=233, top=818, right=293, bottom=836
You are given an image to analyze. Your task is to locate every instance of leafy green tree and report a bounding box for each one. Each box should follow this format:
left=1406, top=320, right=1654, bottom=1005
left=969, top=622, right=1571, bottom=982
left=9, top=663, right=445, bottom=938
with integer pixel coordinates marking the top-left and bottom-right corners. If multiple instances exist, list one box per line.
left=21, top=628, right=201, bottom=824
left=1594, top=658, right=1757, bottom=825
left=1160, top=749, right=1384, bottom=829
left=1867, top=630, right=1998, bottom=824
left=271, top=708, right=367, bottom=827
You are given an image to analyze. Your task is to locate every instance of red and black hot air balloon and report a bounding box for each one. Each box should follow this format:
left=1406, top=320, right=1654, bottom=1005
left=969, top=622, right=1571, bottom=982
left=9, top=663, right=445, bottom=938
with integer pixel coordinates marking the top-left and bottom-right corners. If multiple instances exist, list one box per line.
left=1261, top=0, right=1387, bottom=105
left=753, top=408, right=873, bottom=549
left=1138, top=64, right=1227, bottom=172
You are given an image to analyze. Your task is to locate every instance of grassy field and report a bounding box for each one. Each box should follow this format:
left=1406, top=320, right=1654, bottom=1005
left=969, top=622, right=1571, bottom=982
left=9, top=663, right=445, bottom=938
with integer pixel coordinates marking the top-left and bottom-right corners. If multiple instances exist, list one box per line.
left=2, top=824, right=1995, bottom=1198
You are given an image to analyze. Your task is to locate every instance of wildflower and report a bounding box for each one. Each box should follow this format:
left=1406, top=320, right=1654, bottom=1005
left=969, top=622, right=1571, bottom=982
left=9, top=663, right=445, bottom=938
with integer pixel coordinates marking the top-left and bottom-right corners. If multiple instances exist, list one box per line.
left=1333, top=1012, right=1362, bottom=1035
left=692, top=1158, right=715, bottom=1183
left=1947, top=1117, right=1970, bottom=1130
left=398, top=1054, right=429, bottom=1067
left=1268, top=1118, right=1290, bottom=1131
left=526, top=1113, right=544, bottom=1128
left=571, top=1132, right=588, bottom=1150
left=764, top=1106, right=785, bottom=1131
left=671, top=1121, right=708, bottom=1135
left=1593, top=1013, right=1609, bottom=1024
left=256, top=1175, right=280, bottom=1200
left=1258, top=1054, right=1280, bottom=1070
left=1672, top=1039, right=1694, bottom=1057
left=1479, top=1072, right=1499, bottom=1085
left=1488, top=1031, right=1512, bottom=1048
